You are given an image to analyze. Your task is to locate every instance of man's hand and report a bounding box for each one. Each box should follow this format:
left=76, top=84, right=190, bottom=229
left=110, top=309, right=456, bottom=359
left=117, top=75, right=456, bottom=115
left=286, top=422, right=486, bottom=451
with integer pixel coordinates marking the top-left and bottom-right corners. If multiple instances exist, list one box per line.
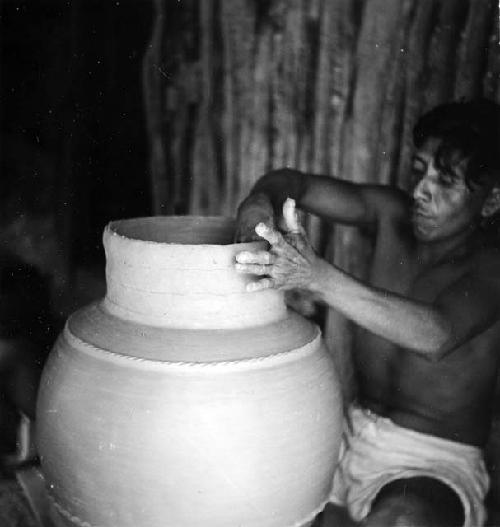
left=234, top=193, right=275, bottom=242
left=235, top=199, right=322, bottom=292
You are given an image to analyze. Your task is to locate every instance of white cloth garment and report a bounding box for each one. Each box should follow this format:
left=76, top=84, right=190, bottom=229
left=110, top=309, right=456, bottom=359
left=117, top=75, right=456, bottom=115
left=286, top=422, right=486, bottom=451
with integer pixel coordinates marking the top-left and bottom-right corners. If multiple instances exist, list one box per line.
left=329, top=405, right=490, bottom=527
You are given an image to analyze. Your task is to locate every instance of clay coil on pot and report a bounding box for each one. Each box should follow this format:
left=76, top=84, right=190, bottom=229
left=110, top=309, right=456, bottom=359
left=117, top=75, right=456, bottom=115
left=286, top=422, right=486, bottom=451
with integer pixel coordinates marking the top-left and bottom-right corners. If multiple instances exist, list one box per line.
left=36, top=216, right=343, bottom=527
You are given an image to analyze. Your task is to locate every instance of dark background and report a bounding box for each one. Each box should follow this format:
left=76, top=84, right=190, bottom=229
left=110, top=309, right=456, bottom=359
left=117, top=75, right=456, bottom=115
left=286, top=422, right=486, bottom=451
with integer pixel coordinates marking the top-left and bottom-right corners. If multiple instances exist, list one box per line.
left=1, top=0, right=152, bottom=288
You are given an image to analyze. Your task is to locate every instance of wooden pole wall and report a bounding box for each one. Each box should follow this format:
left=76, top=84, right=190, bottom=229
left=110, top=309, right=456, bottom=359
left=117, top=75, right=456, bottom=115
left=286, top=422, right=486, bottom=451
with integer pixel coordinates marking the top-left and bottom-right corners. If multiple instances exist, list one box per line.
left=148, top=0, right=498, bottom=212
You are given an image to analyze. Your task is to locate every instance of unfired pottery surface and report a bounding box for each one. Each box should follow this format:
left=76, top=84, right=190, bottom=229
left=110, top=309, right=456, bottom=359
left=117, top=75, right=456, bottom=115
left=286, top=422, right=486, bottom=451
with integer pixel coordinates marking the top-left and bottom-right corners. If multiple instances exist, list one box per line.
left=37, top=216, right=343, bottom=527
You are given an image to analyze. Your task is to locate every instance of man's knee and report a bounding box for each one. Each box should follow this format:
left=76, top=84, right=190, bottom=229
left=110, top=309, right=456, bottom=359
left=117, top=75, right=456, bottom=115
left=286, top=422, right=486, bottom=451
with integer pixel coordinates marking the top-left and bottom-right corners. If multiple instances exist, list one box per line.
left=363, top=477, right=464, bottom=527
left=362, top=494, right=432, bottom=527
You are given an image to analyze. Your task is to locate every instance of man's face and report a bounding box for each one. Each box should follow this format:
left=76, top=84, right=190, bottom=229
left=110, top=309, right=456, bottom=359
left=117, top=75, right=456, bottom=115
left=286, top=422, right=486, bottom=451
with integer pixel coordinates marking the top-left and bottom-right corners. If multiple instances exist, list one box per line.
left=411, top=137, right=488, bottom=242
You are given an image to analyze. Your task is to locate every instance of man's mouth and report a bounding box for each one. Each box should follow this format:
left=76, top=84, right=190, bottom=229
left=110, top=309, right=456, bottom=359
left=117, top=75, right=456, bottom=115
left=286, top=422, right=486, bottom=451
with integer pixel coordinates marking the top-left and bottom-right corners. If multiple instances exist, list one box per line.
left=411, top=207, right=435, bottom=234
left=412, top=205, right=433, bottom=219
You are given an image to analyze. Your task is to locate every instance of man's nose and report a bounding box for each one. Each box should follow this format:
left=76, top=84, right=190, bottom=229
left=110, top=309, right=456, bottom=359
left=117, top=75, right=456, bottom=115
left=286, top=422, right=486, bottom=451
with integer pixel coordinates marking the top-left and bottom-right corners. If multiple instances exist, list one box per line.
left=413, top=174, right=433, bottom=202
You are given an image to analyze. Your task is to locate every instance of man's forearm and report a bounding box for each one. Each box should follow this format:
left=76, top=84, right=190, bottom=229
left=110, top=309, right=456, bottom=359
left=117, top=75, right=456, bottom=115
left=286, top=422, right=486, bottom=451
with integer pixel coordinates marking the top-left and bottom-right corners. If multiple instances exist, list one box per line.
left=309, top=260, right=452, bottom=359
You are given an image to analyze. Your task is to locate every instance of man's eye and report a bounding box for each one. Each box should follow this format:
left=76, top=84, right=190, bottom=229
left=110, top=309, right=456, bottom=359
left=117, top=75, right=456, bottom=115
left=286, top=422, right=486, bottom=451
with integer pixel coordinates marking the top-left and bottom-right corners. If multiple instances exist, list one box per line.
left=411, top=162, right=425, bottom=174
left=438, top=172, right=455, bottom=186
left=411, top=166, right=424, bottom=184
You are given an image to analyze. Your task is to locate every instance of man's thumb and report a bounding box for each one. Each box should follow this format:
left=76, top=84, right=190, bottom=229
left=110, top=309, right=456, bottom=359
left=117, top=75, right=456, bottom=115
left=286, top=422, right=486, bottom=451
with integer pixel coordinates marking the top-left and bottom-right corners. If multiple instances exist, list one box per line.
left=283, top=198, right=301, bottom=234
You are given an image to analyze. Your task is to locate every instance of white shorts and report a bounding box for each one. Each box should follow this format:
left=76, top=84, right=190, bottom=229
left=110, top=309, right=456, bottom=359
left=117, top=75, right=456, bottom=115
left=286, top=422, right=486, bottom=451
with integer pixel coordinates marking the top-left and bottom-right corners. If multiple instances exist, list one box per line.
left=329, top=405, right=490, bottom=527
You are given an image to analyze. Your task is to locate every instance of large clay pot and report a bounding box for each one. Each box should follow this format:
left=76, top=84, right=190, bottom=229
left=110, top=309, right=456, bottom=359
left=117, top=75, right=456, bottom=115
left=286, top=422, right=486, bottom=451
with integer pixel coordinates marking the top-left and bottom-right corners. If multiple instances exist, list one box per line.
left=36, top=216, right=343, bottom=527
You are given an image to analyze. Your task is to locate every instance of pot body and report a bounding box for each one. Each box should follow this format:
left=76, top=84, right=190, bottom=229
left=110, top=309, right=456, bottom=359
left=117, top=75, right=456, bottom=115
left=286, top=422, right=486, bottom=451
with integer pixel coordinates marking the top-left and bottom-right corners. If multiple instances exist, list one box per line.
left=37, top=217, right=343, bottom=527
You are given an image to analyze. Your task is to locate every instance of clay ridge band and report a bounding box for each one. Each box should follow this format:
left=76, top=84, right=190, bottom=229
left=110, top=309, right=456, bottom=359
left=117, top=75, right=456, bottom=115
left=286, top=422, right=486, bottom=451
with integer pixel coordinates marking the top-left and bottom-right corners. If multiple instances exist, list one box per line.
left=61, top=324, right=321, bottom=372
left=47, top=491, right=330, bottom=527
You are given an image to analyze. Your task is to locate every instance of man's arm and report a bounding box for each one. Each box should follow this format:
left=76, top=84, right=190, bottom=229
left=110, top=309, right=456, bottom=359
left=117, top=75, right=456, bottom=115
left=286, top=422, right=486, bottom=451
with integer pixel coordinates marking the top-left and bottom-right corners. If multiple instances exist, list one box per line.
left=236, top=168, right=410, bottom=241
left=236, top=222, right=500, bottom=361
left=308, top=261, right=500, bottom=360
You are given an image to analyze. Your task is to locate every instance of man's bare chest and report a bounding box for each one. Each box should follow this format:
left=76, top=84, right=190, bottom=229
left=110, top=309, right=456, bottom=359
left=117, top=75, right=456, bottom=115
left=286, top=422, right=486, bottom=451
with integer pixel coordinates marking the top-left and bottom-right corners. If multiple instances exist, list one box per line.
left=369, top=233, right=472, bottom=302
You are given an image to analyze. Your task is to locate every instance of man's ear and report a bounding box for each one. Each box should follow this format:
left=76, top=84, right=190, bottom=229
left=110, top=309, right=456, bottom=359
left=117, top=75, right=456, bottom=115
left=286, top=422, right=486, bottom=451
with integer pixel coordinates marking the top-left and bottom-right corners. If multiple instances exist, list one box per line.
left=482, top=187, right=500, bottom=217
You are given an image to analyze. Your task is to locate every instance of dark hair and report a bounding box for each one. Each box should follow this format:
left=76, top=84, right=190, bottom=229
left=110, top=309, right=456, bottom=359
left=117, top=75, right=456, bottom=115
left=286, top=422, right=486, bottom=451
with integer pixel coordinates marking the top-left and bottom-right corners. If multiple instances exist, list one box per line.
left=412, top=99, right=500, bottom=188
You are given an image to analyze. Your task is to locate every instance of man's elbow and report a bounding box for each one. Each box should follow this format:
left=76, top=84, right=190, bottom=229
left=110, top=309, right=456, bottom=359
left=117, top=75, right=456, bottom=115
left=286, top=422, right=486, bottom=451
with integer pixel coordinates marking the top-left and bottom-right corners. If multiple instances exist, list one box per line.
left=419, top=322, right=456, bottom=362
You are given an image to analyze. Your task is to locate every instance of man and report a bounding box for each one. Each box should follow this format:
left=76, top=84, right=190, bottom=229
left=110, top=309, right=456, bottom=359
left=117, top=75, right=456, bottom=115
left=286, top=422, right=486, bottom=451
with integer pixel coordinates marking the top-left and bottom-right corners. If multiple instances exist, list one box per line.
left=234, top=99, right=500, bottom=527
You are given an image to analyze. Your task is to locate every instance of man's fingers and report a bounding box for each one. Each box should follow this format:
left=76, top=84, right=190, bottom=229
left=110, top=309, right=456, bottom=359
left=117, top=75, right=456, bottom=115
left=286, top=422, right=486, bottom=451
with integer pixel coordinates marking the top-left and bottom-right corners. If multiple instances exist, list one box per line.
left=235, top=263, right=271, bottom=276
left=235, top=250, right=274, bottom=265
left=255, top=222, right=284, bottom=246
left=246, top=278, right=274, bottom=292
